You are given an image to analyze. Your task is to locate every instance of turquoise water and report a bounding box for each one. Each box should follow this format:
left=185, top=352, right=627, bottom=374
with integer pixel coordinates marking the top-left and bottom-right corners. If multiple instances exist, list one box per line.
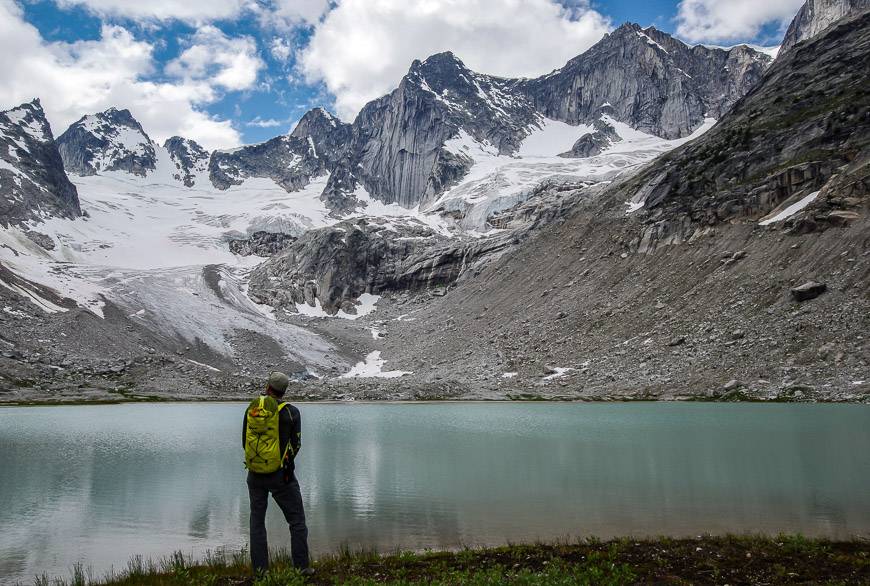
left=1, top=402, right=868, bottom=583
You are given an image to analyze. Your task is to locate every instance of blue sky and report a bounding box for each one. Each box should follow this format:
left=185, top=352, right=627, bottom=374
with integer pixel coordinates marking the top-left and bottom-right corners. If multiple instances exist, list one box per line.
left=3, top=0, right=802, bottom=148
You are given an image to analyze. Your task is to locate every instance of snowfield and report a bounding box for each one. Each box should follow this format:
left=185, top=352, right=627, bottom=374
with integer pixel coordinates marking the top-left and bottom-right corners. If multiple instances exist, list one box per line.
left=433, top=116, right=716, bottom=229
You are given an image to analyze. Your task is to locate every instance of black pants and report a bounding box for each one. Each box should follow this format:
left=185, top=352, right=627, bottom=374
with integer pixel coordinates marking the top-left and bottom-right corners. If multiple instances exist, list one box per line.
left=247, top=470, right=310, bottom=572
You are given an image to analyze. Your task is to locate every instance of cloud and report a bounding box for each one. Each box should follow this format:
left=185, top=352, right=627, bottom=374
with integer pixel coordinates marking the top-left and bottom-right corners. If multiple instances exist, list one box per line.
left=268, top=0, right=331, bottom=27
left=298, top=0, right=611, bottom=120
left=270, top=37, right=293, bottom=61
left=0, top=0, right=241, bottom=149
left=245, top=116, right=285, bottom=128
left=166, top=26, right=264, bottom=91
left=675, top=0, right=804, bottom=43
left=53, top=0, right=251, bottom=22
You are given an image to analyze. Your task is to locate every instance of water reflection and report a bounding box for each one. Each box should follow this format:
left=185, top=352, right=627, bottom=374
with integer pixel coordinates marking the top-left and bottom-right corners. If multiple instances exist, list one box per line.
left=0, top=402, right=868, bottom=584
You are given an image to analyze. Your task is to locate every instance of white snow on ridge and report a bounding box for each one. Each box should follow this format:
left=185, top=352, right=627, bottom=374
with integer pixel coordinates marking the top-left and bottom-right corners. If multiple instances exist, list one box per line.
left=759, top=190, right=820, bottom=225
left=4, top=108, right=48, bottom=142
left=637, top=30, right=669, bottom=54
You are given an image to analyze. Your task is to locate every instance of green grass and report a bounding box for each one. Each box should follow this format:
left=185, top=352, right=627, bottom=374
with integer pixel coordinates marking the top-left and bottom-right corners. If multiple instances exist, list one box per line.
left=20, top=535, right=870, bottom=586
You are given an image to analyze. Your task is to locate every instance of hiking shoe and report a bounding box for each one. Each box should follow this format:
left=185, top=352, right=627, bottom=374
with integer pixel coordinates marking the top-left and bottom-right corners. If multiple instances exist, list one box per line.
left=300, top=567, right=315, bottom=577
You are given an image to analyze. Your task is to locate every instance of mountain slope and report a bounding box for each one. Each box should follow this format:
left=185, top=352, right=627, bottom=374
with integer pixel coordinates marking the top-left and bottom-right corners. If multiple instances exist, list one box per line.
left=324, top=31, right=770, bottom=210
left=360, top=9, right=870, bottom=402
left=0, top=99, right=80, bottom=226
left=520, top=23, right=770, bottom=139
left=780, top=0, right=870, bottom=54
left=621, top=7, right=870, bottom=251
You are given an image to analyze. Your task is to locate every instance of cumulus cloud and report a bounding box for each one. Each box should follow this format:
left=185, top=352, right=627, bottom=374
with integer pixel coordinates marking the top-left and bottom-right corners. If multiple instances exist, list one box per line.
left=166, top=26, right=264, bottom=91
left=53, top=0, right=251, bottom=22
left=675, top=0, right=804, bottom=43
left=0, top=0, right=241, bottom=149
left=298, top=0, right=611, bottom=120
left=269, top=0, right=331, bottom=27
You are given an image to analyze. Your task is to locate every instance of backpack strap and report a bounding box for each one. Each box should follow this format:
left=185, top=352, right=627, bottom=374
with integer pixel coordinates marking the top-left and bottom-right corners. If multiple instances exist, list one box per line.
left=277, top=402, right=294, bottom=459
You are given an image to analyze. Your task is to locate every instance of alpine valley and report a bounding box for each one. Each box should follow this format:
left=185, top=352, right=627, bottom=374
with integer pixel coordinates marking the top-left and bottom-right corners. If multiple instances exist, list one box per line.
left=0, top=0, right=867, bottom=403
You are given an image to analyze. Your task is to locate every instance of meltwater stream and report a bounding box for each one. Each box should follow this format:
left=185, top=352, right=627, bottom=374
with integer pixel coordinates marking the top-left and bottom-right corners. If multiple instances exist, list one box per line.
left=1, top=402, right=868, bottom=583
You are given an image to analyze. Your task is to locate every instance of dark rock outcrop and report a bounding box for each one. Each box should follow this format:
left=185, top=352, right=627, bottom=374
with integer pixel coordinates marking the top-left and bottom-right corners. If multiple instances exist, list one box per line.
left=621, top=11, right=870, bottom=253
left=210, top=108, right=351, bottom=193
left=0, top=99, right=80, bottom=226
left=209, top=135, right=324, bottom=191
left=780, top=0, right=870, bottom=55
left=248, top=216, right=515, bottom=315
left=57, top=107, right=156, bottom=176
left=164, top=136, right=209, bottom=187
left=227, top=231, right=296, bottom=257
left=560, top=116, right=622, bottom=158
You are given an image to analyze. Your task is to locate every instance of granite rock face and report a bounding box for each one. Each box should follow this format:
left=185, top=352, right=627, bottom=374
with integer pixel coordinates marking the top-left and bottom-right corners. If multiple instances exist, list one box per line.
left=520, top=24, right=771, bottom=140
left=0, top=99, right=80, bottom=226
left=320, top=31, right=771, bottom=210
left=780, top=0, right=870, bottom=55
left=323, top=52, right=538, bottom=210
left=619, top=11, right=870, bottom=253
left=164, top=137, right=209, bottom=187
left=57, top=107, right=156, bottom=176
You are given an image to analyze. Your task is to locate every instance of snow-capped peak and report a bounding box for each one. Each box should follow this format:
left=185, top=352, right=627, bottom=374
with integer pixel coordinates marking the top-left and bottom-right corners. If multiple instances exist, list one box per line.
left=57, top=107, right=156, bottom=177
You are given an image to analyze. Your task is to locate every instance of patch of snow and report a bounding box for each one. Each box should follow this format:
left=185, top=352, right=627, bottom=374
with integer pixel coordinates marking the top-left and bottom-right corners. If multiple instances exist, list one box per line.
left=544, top=367, right=574, bottom=380
left=625, top=200, right=645, bottom=213
left=295, top=292, right=382, bottom=320
left=502, top=372, right=518, bottom=378
left=518, top=119, right=594, bottom=157
left=3, top=306, right=31, bottom=318
left=340, top=351, right=412, bottom=379
left=187, top=359, right=220, bottom=372
left=759, top=191, right=820, bottom=226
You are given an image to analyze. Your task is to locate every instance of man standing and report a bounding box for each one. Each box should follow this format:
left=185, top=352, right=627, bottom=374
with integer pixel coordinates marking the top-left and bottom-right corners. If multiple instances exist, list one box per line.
left=243, top=371, right=313, bottom=576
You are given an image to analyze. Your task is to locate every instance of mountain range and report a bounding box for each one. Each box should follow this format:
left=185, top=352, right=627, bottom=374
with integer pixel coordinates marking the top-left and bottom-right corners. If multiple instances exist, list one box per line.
left=0, top=0, right=867, bottom=403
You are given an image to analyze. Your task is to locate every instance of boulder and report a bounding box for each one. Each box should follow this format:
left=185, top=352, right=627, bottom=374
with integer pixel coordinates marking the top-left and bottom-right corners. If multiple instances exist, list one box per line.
left=790, top=281, right=827, bottom=301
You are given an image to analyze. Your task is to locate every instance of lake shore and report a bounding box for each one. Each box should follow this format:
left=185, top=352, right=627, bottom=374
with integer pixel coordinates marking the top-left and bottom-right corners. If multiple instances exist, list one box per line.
left=29, top=535, right=870, bottom=586
left=3, top=389, right=870, bottom=407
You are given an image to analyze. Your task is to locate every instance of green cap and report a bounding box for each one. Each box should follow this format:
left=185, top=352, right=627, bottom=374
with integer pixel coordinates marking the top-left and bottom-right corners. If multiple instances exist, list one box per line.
left=268, top=371, right=289, bottom=394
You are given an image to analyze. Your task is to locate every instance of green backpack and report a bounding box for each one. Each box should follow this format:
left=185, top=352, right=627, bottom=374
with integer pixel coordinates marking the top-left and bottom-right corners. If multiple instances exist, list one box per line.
left=244, top=396, right=291, bottom=474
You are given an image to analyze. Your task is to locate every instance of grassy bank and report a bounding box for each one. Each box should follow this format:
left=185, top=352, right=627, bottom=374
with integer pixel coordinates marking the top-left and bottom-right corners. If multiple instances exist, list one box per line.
left=31, top=536, right=870, bottom=586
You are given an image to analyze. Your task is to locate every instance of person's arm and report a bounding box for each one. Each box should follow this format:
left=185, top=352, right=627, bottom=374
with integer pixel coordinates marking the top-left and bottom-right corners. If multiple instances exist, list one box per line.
left=242, top=407, right=248, bottom=449
left=279, top=406, right=293, bottom=460
left=290, top=406, right=301, bottom=458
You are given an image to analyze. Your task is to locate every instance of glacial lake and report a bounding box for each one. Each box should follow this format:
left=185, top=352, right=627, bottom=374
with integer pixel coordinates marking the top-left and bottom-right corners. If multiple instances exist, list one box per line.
left=1, top=402, right=869, bottom=584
